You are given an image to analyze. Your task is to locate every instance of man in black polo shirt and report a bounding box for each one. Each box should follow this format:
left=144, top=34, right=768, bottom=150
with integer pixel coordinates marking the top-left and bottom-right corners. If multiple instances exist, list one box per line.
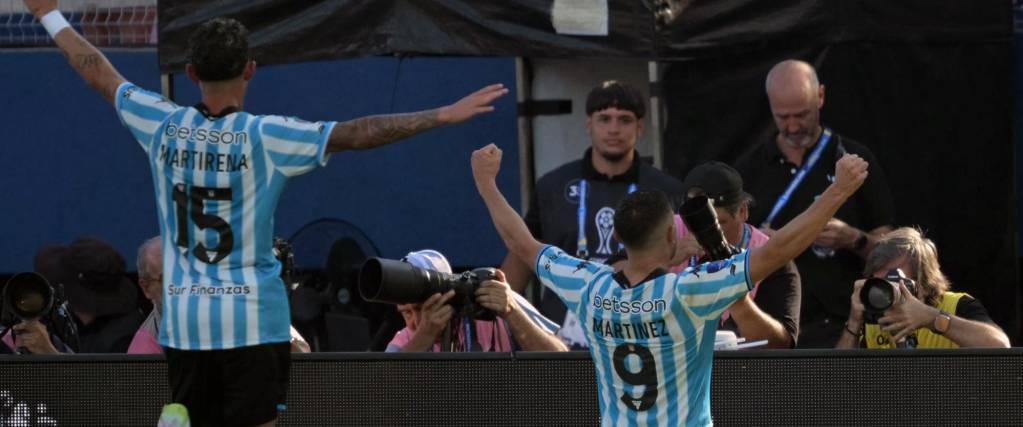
left=502, top=80, right=684, bottom=348
left=734, top=60, right=895, bottom=348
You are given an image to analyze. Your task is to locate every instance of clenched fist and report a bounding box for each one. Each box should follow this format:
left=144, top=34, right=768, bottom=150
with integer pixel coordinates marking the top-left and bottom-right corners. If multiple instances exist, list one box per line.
left=832, top=154, right=868, bottom=197
left=471, top=143, right=503, bottom=185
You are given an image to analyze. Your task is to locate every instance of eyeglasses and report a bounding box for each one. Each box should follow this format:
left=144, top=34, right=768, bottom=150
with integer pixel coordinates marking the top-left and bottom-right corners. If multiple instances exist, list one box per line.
left=140, top=274, right=163, bottom=283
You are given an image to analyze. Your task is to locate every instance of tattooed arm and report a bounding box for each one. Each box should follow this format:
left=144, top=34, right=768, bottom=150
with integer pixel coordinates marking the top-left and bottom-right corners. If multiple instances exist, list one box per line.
left=326, top=84, right=508, bottom=153
left=25, top=0, right=126, bottom=104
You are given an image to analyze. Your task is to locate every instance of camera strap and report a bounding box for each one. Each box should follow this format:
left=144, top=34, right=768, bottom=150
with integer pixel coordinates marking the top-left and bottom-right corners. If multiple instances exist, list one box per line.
left=463, top=317, right=474, bottom=352
left=576, top=180, right=637, bottom=259
left=690, top=223, right=751, bottom=267
left=761, top=128, right=833, bottom=229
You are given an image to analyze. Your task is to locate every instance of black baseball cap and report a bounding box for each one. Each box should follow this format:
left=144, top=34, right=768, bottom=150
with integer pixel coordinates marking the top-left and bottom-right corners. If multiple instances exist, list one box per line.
left=680, top=161, right=749, bottom=207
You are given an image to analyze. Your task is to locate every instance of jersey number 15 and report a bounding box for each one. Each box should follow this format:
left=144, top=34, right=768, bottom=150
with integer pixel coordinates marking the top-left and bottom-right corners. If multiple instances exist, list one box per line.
left=173, top=184, right=234, bottom=264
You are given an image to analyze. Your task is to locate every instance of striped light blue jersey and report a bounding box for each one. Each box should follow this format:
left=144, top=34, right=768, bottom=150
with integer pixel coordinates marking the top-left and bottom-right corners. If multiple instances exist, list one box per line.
left=115, top=82, right=337, bottom=350
left=535, top=245, right=752, bottom=427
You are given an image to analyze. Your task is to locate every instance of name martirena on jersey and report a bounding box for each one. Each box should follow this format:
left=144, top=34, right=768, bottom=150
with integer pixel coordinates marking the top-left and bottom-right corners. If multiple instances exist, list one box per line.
left=157, top=123, right=252, bottom=173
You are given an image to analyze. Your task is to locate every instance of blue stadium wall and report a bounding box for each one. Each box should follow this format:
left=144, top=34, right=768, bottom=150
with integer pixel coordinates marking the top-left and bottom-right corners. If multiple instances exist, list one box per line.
left=0, top=51, right=519, bottom=273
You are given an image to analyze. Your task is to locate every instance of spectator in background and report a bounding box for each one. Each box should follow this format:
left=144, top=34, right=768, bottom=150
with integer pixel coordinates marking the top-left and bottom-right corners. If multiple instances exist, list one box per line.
left=128, top=236, right=163, bottom=354
left=128, top=236, right=310, bottom=354
left=734, top=59, right=895, bottom=347
left=501, top=80, right=684, bottom=348
left=34, top=238, right=144, bottom=353
left=836, top=228, right=1009, bottom=349
left=671, top=162, right=801, bottom=348
left=387, top=250, right=566, bottom=352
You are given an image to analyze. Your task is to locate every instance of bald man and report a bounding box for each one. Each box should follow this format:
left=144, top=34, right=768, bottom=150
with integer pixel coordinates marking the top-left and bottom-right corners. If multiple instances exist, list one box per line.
left=734, top=59, right=895, bottom=348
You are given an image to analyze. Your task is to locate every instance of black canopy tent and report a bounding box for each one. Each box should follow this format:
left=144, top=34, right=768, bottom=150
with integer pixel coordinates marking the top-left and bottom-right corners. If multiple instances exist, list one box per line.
left=158, top=0, right=1020, bottom=342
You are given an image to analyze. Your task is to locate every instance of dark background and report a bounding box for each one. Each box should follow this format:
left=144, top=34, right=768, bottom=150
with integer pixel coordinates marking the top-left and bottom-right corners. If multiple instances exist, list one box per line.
left=158, top=0, right=1021, bottom=343
left=660, top=1, right=1018, bottom=342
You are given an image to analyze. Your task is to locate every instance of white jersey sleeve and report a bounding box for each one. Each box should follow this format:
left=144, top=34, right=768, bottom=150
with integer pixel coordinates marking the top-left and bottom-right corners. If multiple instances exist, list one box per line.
left=674, top=250, right=753, bottom=321
left=114, top=82, right=180, bottom=153
left=534, top=245, right=613, bottom=314
left=258, top=115, right=337, bottom=177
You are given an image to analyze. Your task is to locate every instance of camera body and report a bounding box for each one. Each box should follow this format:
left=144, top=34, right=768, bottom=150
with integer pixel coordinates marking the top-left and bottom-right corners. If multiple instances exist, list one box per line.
left=1, top=272, right=55, bottom=328
left=860, top=268, right=919, bottom=348
left=860, top=268, right=918, bottom=320
left=272, top=237, right=296, bottom=289
left=359, top=258, right=499, bottom=320
left=1, top=272, right=80, bottom=353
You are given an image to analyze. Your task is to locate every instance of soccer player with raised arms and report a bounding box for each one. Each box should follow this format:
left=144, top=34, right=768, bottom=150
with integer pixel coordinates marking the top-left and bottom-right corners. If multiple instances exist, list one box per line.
left=471, top=143, right=867, bottom=426
left=24, top=0, right=507, bottom=425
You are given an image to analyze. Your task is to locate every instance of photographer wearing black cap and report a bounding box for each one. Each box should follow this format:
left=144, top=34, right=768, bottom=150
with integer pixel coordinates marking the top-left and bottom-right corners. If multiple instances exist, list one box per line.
left=34, top=238, right=144, bottom=353
left=836, top=228, right=1009, bottom=349
left=671, top=161, right=801, bottom=348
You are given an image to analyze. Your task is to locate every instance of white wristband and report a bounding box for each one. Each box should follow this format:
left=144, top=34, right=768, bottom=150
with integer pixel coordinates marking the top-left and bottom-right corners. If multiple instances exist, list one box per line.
left=40, top=10, right=70, bottom=38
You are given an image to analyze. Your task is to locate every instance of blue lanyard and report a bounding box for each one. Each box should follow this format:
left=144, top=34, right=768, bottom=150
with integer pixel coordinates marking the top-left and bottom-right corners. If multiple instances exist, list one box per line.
left=463, top=317, right=472, bottom=352
left=761, top=128, right=833, bottom=229
left=576, top=180, right=637, bottom=258
left=690, top=223, right=751, bottom=266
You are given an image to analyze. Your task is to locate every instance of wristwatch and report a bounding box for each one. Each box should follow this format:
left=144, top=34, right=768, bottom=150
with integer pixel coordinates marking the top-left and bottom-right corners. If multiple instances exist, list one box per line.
left=932, top=310, right=952, bottom=334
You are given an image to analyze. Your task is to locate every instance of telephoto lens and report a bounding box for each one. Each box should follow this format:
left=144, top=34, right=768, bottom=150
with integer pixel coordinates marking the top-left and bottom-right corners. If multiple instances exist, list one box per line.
left=358, top=258, right=498, bottom=320
left=2, top=272, right=55, bottom=323
left=678, top=195, right=736, bottom=262
left=860, top=277, right=898, bottom=314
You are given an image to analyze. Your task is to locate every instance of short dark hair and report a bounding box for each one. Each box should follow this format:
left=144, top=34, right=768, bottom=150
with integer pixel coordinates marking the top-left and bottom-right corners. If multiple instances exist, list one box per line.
left=585, top=80, right=646, bottom=119
left=188, top=18, right=251, bottom=82
left=614, top=190, right=673, bottom=250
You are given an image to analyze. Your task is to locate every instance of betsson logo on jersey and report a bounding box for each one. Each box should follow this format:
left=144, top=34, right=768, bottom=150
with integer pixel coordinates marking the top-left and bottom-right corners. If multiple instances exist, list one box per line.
left=593, top=295, right=667, bottom=314
left=165, top=123, right=249, bottom=145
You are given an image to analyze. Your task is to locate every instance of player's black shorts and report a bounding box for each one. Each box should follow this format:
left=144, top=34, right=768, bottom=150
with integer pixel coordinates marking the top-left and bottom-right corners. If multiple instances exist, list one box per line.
left=165, top=342, right=291, bottom=427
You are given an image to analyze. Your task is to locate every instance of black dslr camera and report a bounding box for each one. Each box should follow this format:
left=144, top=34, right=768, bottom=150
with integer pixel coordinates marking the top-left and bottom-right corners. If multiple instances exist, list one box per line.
left=678, top=195, right=739, bottom=262
left=272, top=237, right=297, bottom=290
left=358, top=258, right=499, bottom=320
left=860, top=268, right=918, bottom=348
left=860, top=268, right=917, bottom=319
left=0, top=272, right=80, bottom=353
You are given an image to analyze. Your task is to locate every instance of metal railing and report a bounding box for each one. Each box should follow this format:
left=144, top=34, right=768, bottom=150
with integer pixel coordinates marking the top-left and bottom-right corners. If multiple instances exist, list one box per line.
left=0, top=0, right=156, bottom=47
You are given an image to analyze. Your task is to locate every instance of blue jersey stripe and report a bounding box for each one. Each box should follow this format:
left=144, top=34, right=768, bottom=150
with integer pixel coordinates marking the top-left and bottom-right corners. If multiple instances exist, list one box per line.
left=645, top=276, right=667, bottom=427
left=261, top=122, right=323, bottom=142
left=183, top=110, right=209, bottom=349
left=592, top=274, right=619, bottom=426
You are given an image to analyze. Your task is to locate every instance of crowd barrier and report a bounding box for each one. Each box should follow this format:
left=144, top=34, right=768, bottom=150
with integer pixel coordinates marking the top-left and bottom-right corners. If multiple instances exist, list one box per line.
left=0, top=349, right=1020, bottom=426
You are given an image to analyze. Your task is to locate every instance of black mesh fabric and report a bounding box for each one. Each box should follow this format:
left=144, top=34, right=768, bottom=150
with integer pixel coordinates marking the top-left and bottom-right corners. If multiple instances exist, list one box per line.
left=0, top=351, right=1019, bottom=426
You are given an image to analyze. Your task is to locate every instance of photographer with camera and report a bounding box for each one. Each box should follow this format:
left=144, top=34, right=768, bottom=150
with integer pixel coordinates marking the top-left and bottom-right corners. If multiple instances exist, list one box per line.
left=669, top=162, right=801, bottom=349
left=836, top=228, right=1009, bottom=349
left=472, top=142, right=868, bottom=425
left=32, top=238, right=142, bottom=354
left=376, top=250, right=566, bottom=352
left=0, top=270, right=77, bottom=355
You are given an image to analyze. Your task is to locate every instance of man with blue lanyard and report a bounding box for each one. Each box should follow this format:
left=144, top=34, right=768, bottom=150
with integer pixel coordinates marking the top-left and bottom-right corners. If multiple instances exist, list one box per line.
left=24, top=1, right=508, bottom=425
left=670, top=161, right=801, bottom=348
left=734, top=59, right=895, bottom=348
left=501, top=81, right=684, bottom=349
left=471, top=142, right=868, bottom=427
